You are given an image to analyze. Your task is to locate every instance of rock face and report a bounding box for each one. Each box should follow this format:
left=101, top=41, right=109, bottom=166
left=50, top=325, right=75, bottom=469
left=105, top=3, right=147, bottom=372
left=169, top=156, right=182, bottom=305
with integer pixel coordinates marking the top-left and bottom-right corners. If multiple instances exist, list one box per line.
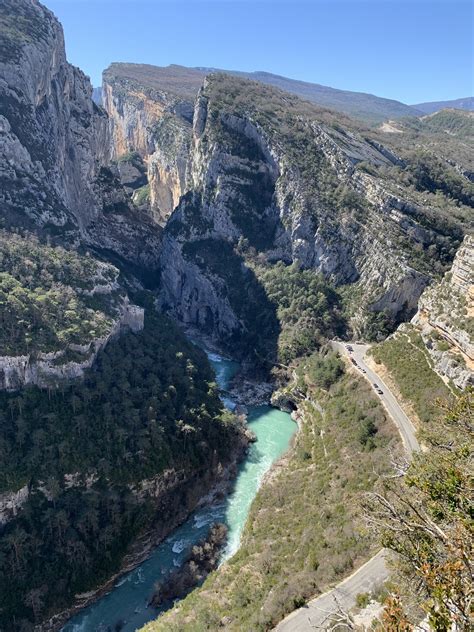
left=102, top=63, right=197, bottom=223
left=158, top=75, right=459, bottom=349
left=0, top=299, right=144, bottom=391
left=412, top=234, right=474, bottom=389
left=0, top=0, right=161, bottom=270
left=0, top=485, right=29, bottom=526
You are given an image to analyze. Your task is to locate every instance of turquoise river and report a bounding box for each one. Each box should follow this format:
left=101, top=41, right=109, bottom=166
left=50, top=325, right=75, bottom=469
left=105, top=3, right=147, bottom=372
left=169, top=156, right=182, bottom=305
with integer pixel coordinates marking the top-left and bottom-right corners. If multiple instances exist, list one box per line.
left=63, top=351, right=296, bottom=631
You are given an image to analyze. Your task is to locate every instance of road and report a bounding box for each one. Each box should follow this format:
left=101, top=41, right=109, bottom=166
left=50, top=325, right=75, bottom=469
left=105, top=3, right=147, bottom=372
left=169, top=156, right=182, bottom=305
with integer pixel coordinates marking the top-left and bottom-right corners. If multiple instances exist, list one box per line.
left=274, top=550, right=389, bottom=632
left=331, top=341, right=419, bottom=455
left=274, top=342, right=420, bottom=631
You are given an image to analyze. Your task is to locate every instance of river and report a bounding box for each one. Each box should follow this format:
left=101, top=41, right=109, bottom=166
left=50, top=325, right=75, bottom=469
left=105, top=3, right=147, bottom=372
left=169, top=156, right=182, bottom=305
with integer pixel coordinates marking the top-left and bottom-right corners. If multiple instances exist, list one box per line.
left=63, top=352, right=296, bottom=632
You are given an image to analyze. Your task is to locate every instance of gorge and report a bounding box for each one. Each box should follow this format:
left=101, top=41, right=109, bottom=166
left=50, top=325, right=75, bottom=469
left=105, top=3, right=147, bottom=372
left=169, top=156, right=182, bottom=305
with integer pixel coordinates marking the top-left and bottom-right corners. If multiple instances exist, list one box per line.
left=62, top=352, right=296, bottom=632
left=0, top=0, right=472, bottom=630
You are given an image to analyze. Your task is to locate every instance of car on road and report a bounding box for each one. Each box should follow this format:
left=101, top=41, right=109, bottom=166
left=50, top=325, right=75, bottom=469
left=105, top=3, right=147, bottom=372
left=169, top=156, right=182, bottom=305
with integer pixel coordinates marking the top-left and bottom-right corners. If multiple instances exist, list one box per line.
left=347, top=345, right=353, bottom=352
left=376, top=389, right=383, bottom=395
left=373, top=383, right=379, bottom=388
left=350, top=358, right=357, bottom=365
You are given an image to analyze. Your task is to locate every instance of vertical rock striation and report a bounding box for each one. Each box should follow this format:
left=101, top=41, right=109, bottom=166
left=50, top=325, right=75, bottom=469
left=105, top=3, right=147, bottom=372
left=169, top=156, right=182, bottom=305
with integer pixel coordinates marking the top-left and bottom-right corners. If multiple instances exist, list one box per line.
left=0, top=0, right=162, bottom=270
left=102, top=63, right=201, bottom=223
left=412, top=234, right=473, bottom=389
left=158, top=75, right=460, bottom=348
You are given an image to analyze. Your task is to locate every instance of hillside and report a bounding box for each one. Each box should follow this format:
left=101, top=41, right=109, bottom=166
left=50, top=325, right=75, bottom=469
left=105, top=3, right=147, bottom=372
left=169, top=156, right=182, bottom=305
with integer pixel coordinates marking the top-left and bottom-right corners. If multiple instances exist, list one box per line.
left=373, top=109, right=474, bottom=199
left=102, top=62, right=421, bottom=125
left=0, top=3, right=250, bottom=629
left=1, top=1, right=473, bottom=630
left=198, top=67, right=422, bottom=123
left=156, top=73, right=471, bottom=367
left=102, top=60, right=474, bottom=368
left=142, top=353, right=403, bottom=631
left=412, top=96, right=474, bottom=114
left=398, top=108, right=474, bottom=141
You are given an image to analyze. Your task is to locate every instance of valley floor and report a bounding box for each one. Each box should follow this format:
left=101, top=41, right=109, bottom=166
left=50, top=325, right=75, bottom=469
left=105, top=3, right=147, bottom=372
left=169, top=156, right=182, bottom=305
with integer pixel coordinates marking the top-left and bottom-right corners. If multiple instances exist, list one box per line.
left=141, top=354, right=403, bottom=632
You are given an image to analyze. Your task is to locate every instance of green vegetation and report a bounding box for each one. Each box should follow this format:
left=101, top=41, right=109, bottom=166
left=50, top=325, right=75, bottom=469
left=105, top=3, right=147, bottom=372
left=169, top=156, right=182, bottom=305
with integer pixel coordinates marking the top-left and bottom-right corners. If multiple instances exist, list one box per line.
left=355, top=592, right=371, bottom=609
left=204, top=75, right=362, bottom=225
left=134, top=183, right=151, bottom=206
left=300, top=350, right=344, bottom=389
left=143, top=355, right=401, bottom=631
left=0, top=310, right=244, bottom=629
left=371, top=115, right=474, bottom=235
left=0, top=231, right=120, bottom=355
left=398, top=150, right=473, bottom=208
left=369, top=327, right=453, bottom=423
left=366, top=390, right=472, bottom=630
left=188, top=74, right=471, bottom=312
left=254, top=262, right=346, bottom=364
left=182, top=238, right=346, bottom=370
left=401, top=109, right=474, bottom=140
left=0, top=310, right=237, bottom=492
left=116, top=150, right=143, bottom=168
left=104, top=63, right=204, bottom=101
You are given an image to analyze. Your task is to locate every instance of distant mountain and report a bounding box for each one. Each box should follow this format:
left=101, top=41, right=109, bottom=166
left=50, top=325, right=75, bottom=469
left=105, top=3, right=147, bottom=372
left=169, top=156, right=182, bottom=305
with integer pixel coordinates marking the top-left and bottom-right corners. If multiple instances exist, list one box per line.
left=198, top=68, right=422, bottom=124
left=387, top=109, right=474, bottom=141
left=102, top=63, right=421, bottom=124
left=412, top=97, right=474, bottom=114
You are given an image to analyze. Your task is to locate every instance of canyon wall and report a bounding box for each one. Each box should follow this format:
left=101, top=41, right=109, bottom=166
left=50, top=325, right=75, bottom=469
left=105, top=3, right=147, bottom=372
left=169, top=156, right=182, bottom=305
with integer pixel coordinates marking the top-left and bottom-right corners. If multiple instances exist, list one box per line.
left=412, top=234, right=473, bottom=389
left=102, top=64, right=198, bottom=223
left=0, top=300, right=144, bottom=391
left=159, top=76, right=460, bottom=348
left=0, top=0, right=161, bottom=269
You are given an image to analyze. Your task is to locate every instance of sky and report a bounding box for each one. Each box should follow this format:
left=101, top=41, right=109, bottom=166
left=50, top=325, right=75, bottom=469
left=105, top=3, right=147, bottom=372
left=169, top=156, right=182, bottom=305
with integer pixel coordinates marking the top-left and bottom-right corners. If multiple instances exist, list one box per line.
left=45, top=0, right=473, bottom=105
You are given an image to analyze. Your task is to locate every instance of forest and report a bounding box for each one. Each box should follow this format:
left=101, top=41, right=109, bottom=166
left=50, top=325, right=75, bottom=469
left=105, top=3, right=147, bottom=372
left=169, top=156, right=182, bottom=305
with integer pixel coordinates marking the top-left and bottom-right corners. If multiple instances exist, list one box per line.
left=0, top=309, right=243, bottom=629
left=0, top=231, right=120, bottom=355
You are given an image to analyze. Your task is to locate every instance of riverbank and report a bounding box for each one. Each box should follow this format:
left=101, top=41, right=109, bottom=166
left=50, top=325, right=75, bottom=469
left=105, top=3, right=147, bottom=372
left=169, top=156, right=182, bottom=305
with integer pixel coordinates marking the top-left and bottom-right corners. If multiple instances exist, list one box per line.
left=141, top=357, right=403, bottom=632
left=57, top=350, right=296, bottom=632
left=185, top=327, right=275, bottom=407
left=42, top=435, right=250, bottom=632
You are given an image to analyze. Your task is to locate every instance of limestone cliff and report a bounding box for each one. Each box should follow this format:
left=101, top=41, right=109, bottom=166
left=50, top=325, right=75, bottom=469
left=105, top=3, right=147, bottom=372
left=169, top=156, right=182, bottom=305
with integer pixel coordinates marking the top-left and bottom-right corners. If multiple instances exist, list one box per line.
left=0, top=299, right=144, bottom=391
left=0, top=0, right=161, bottom=270
left=102, top=63, right=198, bottom=223
left=159, top=75, right=462, bottom=351
left=412, top=234, right=473, bottom=389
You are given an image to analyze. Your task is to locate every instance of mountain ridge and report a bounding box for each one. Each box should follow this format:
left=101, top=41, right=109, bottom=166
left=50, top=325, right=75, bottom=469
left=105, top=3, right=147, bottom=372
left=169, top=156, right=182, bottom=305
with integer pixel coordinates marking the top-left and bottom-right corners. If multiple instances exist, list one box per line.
left=102, top=62, right=422, bottom=124
left=412, top=96, right=474, bottom=114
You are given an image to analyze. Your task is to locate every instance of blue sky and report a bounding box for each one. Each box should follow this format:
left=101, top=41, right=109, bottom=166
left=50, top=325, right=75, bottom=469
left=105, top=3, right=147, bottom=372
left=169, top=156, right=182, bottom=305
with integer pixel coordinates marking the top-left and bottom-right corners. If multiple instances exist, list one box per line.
left=45, top=0, right=473, bottom=104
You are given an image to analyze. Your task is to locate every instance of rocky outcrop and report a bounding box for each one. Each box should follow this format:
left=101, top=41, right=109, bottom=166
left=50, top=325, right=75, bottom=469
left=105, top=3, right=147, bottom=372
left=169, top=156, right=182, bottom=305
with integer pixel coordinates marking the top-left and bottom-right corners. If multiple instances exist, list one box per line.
left=102, top=63, right=195, bottom=223
left=149, top=522, right=228, bottom=608
left=0, top=299, right=144, bottom=391
left=158, top=75, right=455, bottom=348
left=0, top=0, right=161, bottom=270
left=412, top=235, right=473, bottom=389
left=0, top=485, right=29, bottom=526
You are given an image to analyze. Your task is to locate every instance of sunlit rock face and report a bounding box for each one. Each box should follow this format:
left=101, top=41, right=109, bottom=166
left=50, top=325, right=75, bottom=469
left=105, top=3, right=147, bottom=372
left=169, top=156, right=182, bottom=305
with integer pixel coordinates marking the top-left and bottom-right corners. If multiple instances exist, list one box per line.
left=102, top=63, right=199, bottom=224
left=412, top=235, right=474, bottom=389
left=158, top=74, right=460, bottom=346
left=0, top=0, right=162, bottom=270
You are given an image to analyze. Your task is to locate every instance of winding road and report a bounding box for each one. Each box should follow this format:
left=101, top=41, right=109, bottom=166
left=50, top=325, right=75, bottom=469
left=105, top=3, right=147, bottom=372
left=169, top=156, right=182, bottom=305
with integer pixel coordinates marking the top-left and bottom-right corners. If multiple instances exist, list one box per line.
left=274, top=550, right=389, bottom=632
left=274, top=342, right=419, bottom=631
left=331, top=341, right=419, bottom=455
